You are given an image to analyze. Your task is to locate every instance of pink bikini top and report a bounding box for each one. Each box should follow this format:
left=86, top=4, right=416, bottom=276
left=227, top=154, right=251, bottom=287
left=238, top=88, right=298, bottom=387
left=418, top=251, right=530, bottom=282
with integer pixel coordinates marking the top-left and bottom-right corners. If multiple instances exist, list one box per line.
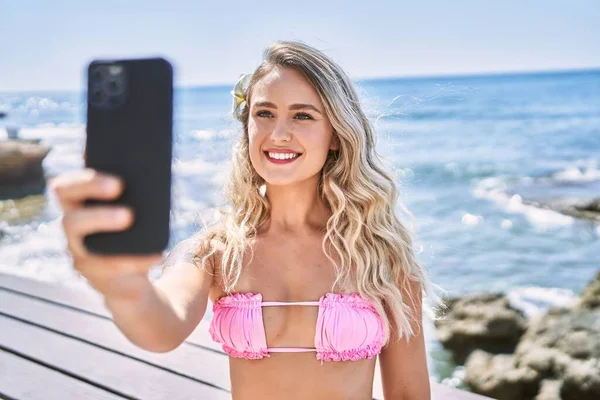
left=208, top=292, right=385, bottom=362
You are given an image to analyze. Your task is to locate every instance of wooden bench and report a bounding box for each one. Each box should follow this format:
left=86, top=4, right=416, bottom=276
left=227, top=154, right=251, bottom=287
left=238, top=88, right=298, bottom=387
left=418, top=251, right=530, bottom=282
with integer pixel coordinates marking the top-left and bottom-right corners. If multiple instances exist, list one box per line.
left=0, top=273, right=490, bottom=399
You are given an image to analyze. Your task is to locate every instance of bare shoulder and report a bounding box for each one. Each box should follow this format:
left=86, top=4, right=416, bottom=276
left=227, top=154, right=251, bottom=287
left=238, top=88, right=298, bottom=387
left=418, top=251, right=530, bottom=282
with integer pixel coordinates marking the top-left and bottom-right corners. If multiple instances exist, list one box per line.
left=206, top=237, right=226, bottom=287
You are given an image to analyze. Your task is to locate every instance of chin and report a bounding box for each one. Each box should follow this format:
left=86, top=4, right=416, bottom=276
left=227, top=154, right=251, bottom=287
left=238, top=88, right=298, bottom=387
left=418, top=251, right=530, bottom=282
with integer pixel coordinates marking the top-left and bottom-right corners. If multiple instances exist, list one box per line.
left=262, top=177, right=299, bottom=187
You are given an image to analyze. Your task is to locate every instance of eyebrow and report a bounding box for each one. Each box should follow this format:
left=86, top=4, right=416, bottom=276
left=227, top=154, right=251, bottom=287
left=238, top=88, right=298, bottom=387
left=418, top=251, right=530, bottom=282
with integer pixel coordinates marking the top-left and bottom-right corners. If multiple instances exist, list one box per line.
left=253, top=101, right=323, bottom=115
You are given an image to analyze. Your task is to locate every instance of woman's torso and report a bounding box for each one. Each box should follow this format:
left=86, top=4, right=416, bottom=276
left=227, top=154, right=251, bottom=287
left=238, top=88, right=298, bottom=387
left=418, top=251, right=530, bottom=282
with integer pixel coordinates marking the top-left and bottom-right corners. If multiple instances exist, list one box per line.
left=208, top=230, right=378, bottom=400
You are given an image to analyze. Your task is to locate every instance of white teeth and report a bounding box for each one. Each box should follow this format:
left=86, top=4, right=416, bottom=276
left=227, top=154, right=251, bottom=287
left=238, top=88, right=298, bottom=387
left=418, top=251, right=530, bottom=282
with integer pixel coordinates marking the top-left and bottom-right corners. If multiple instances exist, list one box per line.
left=268, top=152, right=299, bottom=160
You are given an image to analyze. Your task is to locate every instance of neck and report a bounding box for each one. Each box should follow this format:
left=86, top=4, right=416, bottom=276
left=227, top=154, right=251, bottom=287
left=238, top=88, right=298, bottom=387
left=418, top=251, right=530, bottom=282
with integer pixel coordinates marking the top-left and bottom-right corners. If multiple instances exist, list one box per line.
left=259, top=175, right=331, bottom=236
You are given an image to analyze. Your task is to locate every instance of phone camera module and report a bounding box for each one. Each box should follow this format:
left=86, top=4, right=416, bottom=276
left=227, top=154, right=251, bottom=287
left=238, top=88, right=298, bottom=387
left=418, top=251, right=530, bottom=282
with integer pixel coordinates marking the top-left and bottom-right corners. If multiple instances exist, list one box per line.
left=89, top=63, right=127, bottom=109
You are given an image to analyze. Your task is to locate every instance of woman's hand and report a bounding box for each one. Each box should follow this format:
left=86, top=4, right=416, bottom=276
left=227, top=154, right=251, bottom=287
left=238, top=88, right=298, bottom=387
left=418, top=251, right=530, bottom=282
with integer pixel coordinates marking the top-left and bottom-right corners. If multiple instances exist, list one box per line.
left=50, top=169, right=163, bottom=301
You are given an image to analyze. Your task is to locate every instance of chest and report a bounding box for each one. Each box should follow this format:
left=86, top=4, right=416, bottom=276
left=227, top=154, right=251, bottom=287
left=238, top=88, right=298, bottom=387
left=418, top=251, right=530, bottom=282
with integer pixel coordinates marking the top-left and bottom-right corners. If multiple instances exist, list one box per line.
left=229, top=234, right=346, bottom=301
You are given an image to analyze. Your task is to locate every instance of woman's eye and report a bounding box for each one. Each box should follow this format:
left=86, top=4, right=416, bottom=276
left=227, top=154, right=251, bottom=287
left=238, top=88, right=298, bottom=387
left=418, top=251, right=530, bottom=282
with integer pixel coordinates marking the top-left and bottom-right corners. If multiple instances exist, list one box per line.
left=255, top=110, right=313, bottom=120
left=256, top=110, right=273, bottom=118
left=294, top=112, right=313, bottom=120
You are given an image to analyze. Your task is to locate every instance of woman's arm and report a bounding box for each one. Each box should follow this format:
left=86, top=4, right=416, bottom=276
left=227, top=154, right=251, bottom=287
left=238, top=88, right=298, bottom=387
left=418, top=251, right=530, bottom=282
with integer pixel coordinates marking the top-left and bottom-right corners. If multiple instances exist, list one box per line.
left=378, top=279, right=431, bottom=400
left=106, top=237, right=214, bottom=353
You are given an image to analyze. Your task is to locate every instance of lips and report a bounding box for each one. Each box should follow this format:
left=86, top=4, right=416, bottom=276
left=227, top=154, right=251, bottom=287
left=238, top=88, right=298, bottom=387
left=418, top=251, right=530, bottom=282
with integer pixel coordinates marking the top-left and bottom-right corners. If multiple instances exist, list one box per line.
left=264, top=151, right=302, bottom=164
left=264, top=148, right=302, bottom=154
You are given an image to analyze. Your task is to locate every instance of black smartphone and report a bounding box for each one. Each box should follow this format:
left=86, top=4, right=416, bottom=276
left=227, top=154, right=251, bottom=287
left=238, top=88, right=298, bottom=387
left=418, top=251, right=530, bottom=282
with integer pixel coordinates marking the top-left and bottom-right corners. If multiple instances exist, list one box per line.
left=83, top=57, right=173, bottom=255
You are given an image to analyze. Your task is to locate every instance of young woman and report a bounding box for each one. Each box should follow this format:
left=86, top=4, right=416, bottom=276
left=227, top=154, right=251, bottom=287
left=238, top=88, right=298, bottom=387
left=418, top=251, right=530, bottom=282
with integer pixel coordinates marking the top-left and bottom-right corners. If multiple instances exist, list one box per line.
left=52, top=41, right=439, bottom=400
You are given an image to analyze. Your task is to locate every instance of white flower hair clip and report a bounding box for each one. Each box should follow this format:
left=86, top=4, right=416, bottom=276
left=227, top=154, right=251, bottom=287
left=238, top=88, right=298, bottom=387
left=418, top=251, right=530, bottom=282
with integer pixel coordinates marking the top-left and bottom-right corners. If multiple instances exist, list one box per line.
left=231, top=73, right=253, bottom=119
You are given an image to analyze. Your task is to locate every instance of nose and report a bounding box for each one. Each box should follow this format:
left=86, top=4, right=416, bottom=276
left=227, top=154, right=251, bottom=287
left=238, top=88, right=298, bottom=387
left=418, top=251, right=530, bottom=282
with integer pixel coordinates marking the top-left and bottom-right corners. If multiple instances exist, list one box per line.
left=270, top=118, right=292, bottom=142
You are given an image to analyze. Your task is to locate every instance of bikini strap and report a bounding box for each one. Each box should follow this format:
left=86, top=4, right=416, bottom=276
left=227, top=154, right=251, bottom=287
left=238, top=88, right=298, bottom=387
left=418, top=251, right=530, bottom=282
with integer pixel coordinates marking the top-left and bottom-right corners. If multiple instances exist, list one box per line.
left=268, top=347, right=317, bottom=352
left=262, top=301, right=320, bottom=307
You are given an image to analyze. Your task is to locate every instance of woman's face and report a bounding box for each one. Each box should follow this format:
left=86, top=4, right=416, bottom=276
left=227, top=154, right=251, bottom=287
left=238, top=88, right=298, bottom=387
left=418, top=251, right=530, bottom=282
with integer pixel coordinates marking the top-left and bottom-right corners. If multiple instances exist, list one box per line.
left=247, top=67, right=338, bottom=186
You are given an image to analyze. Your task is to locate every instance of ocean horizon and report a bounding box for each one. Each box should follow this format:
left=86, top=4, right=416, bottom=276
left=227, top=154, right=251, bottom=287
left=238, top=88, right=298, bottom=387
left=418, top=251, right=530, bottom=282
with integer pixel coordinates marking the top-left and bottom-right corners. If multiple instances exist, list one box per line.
left=2, top=65, right=598, bottom=94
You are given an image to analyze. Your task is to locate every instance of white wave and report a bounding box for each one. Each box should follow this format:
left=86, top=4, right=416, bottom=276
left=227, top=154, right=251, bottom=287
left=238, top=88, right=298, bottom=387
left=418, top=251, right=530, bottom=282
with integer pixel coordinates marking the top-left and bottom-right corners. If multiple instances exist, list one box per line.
left=1, top=123, right=84, bottom=143
left=507, top=286, right=578, bottom=320
left=212, top=160, right=232, bottom=186
left=441, top=366, right=466, bottom=389
left=529, top=158, right=600, bottom=184
left=170, top=194, right=211, bottom=228
left=476, top=176, right=508, bottom=191
left=500, top=219, right=513, bottom=229
left=0, top=217, right=78, bottom=284
left=18, top=123, right=85, bottom=140
left=190, top=130, right=215, bottom=140
left=474, top=181, right=574, bottom=229
left=14, top=97, right=80, bottom=115
left=461, top=213, right=484, bottom=226
left=172, top=158, right=220, bottom=176
left=190, top=129, right=237, bottom=141
left=551, top=164, right=600, bottom=183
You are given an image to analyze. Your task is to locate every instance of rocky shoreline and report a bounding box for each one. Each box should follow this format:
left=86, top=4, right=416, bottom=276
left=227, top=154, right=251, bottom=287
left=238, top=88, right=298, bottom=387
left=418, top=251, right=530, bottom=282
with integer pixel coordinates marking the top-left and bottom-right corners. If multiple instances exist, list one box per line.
left=0, top=139, right=51, bottom=200
left=523, top=197, right=600, bottom=223
left=435, top=271, right=600, bottom=400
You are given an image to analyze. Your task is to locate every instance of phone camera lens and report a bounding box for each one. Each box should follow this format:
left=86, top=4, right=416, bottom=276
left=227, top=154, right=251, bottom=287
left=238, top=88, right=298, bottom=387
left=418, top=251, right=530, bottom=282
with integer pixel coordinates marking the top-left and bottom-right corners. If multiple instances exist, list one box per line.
left=91, top=67, right=106, bottom=84
left=104, top=76, right=124, bottom=95
left=89, top=87, right=107, bottom=107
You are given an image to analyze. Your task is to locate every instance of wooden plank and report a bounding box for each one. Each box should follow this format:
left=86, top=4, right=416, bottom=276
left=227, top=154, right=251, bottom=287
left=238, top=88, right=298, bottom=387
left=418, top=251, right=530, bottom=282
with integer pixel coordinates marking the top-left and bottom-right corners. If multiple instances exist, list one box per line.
left=430, top=383, right=492, bottom=400
left=0, top=273, right=125, bottom=317
left=0, top=289, right=232, bottom=392
left=0, top=348, right=126, bottom=400
left=0, top=273, right=222, bottom=352
left=0, top=315, right=230, bottom=400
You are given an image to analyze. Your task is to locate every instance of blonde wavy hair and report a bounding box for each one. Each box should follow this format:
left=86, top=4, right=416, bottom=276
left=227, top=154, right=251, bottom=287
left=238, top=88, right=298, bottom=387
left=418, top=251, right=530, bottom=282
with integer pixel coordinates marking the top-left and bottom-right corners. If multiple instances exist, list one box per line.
left=192, top=40, right=443, bottom=344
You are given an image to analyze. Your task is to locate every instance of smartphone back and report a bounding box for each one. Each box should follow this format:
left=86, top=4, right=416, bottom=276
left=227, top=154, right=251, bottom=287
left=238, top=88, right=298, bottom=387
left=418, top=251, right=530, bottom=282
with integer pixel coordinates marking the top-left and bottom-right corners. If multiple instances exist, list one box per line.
left=84, top=57, right=173, bottom=255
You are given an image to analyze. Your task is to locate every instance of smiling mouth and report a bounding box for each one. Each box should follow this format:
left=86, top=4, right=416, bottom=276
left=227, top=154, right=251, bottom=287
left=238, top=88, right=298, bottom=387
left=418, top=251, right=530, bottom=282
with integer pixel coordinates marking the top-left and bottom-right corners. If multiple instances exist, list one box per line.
left=263, top=151, right=303, bottom=162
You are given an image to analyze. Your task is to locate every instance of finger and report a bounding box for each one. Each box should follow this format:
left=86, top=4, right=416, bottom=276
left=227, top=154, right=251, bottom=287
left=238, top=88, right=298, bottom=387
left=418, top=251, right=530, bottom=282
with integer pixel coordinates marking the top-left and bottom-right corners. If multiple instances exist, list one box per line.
left=50, top=169, right=124, bottom=212
left=63, top=206, right=134, bottom=257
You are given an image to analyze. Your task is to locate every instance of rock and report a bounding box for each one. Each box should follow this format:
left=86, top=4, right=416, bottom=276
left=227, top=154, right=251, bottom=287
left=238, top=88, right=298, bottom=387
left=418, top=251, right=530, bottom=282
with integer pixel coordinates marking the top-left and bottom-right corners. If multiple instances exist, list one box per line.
left=515, top=308, right=600, bottom=365
left=434, top=292, right=528, bottom=364
left=6, top=125, right=20, bottom=140
left=489, top=307, right=600, bottom=399
left=547, top=198, right=600, bottom=223
left=534, top=379, right=562, bottom=400
left=577, top=270, right=600, bottom=310
left=0, top=195, right=47, bottom=224
left=516, top=346, right=571, bottom=378
left=578, top=199, right=600, bottom=213
left=561, top=358, right=600, bottom=400
left=0, top=139, right=50, bottom=199
left=516, top=196, right=600, bottom=223
left=437, top=271, right=600, bottom=399
left=464, top=350, right=540, bottom=400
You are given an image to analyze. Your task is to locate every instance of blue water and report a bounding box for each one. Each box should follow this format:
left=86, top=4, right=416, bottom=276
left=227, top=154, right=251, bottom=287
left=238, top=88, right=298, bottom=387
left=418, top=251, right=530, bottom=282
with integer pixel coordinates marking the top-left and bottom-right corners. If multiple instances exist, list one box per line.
left=1, top=69, right=599, bottom=384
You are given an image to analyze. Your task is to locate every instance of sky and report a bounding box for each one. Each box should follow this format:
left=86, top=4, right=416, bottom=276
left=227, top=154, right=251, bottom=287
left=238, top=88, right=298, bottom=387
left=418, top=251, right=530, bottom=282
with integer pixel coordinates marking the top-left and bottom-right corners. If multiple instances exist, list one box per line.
left=0, top=0, right=598, bottom=92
